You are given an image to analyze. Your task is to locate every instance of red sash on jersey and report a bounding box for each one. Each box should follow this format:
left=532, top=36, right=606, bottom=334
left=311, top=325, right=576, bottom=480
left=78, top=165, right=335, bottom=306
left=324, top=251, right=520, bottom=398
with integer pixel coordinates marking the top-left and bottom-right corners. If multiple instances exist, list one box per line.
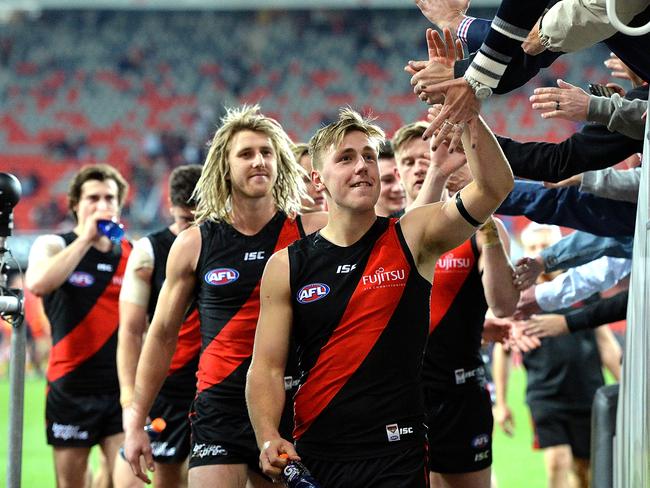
left=196, top=218, right=302, bottom=392
left=429, top=239, right=476, bottom=334
left=293, top=222, right=410, bottom=440
left=47, top=240, right=131, bottom=383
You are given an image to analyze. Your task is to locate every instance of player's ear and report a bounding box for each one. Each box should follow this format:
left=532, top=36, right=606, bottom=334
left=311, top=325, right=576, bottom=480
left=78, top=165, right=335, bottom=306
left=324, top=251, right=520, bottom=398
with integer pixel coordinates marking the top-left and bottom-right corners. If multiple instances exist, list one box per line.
left=312, top=170, right=326, bottom=192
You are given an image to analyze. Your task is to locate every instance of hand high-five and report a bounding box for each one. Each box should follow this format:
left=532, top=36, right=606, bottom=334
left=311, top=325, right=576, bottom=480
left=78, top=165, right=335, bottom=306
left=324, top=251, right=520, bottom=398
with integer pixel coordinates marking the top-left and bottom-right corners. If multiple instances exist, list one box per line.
left=406, top=27, right=463, bottom=105
left=414, top=0, right=470, bottom=32
left=529, top=79, right=590, bottom=122
left=412, top=29, right=480, bottom=152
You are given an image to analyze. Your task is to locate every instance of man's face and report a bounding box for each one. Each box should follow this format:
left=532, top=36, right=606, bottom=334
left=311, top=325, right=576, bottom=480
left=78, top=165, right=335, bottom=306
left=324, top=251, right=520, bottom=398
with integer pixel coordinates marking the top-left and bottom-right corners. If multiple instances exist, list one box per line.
left=298, top=154, right=326, bottom=213
left=395, top=137, right=430, bottom=201
left=170, top=205, right=195, bottom=231
left=227, top=130, right=278, bottom=200
left=74, top=179, right=120, bottom=226
left=316, top=130, right=380, bottom=212
left=375, top=156, right=405, bottom=216
left=522, top=229, right=557, bottom=256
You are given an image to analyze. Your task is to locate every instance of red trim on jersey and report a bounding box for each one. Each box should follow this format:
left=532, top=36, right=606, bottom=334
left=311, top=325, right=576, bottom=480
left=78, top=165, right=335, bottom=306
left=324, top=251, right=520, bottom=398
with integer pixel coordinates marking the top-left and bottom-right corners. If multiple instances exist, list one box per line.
left=46, top=240, right=131, bottom=383
left=168, top=308, right=201, bottom=375
left=196, top=218, right=302, bottom=392
left=293, top=223, right=410, bottom=440
left=429, top=239, right=476, bottom=334
left=274, top=217, right=302, bottom=252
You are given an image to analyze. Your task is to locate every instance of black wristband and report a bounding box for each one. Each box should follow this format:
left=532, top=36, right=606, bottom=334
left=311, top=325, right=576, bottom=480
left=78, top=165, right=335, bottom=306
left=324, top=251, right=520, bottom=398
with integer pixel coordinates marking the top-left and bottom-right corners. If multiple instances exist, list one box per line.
left=455, top=191, right=482, bottom=227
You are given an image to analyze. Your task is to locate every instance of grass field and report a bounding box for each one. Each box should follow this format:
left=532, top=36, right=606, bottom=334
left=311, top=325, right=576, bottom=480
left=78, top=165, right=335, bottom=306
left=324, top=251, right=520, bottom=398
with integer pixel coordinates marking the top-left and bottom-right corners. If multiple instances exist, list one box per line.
left=0, top=367, right=547, bottom=487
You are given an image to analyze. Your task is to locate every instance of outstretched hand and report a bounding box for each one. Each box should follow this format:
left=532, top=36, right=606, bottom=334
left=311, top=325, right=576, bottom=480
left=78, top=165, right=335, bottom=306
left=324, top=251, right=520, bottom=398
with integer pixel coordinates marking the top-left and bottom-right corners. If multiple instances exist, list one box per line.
left=521, top=313, right=570, bottom=338
left=530, top=79, right=590, bottom=122
left=512, top=256, right=544, bottom=291
left=422, top=78, right=480, bottom=151
left=414, top=0, right=469, bottom=31
left=604, top=53, right=644, bottom=88
left=407, top=28, right=463, bottom=105
left=521, top=17, right=546, bottom=56
left=426, top=104, right=465, bottom=155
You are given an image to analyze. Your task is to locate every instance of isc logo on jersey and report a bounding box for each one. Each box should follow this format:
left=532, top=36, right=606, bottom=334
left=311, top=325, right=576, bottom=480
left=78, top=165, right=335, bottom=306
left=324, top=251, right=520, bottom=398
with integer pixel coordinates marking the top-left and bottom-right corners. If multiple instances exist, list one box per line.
left=296, top=283, right=330, bottom=304
left=204, top=268, right=240, bottom=286
left=68, top=272, right=94, bottom=287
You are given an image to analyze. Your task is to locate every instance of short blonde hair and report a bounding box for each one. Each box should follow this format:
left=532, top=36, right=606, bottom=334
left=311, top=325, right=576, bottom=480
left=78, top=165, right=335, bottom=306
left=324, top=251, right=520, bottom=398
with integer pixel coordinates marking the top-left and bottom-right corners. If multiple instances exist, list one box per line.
left=308, top=108, right=385, bottom=170
left=391, top=121, right=428, bottom=158
left=193, top=105, right=306, bottom=224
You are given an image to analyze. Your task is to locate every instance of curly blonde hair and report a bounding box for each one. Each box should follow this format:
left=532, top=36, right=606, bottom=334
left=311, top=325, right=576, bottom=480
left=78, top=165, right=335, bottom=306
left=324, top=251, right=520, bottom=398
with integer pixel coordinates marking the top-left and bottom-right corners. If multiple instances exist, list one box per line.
left=193, top=105, right=306, bottom=224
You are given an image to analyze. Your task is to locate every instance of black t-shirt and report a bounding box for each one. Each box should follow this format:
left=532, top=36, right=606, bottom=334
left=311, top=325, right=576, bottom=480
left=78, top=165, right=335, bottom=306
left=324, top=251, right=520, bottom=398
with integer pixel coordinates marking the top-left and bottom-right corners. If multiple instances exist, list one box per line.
left=524, top=327, right=604, bottom=413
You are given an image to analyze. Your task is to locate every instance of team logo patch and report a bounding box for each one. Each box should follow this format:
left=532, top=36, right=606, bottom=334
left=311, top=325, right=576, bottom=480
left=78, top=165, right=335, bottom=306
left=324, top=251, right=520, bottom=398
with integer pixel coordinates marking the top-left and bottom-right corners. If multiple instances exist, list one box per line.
left=204, top=268, right=240, bottom=286
left=297, top=283, right=330, bottom=304
left=471, top=433, right=490, bottom=449
left=386, top=424, right=400, bottom=442
left=68, top=272, right=94, bottom=287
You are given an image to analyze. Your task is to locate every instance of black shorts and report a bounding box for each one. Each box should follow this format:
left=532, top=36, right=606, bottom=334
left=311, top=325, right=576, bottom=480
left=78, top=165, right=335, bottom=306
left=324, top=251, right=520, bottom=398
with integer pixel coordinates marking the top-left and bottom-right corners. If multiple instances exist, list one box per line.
left=530, top=408, right=591, bottom=459
left=425, top=386, right=493, bottom=474
left=46, top=386, right=122, bottom=447
left=300, top=445, right=428, bottom=488
left=149, top=393, right=193, bottom=464
left=188, top=392, right=261, bottom=471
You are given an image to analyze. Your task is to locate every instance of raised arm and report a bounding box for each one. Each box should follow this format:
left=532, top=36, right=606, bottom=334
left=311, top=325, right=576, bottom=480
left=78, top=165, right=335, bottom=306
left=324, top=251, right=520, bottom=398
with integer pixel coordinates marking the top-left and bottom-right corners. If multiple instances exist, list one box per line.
left=477, top=218, right=518, bottom=317
left=401, top=116, right=513, bottom=275
left=25, top=209, right=115, bottom=296
left=246, top=249, right=299, bottom=480
left=122, top=227, right=199, bottom=483
left=117, top=238, right=154, bottom=409
left=514, top=232, right=633, bottom=291
left=497, top=180, right=637, bottom=237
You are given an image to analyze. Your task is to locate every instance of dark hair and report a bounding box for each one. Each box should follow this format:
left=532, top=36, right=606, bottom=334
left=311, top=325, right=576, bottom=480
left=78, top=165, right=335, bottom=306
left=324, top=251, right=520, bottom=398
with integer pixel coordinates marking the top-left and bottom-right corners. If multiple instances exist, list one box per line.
left=169, top=164, right=202, bottom=208
left=378, top=140, right=394, bottom=159
left=67, top=164, right=129, bottom=221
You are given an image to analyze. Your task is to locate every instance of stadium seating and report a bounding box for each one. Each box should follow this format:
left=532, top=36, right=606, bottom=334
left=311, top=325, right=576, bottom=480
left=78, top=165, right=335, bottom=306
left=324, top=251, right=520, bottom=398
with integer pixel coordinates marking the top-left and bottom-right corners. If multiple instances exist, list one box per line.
left=0, top=9, right=610, bottom=231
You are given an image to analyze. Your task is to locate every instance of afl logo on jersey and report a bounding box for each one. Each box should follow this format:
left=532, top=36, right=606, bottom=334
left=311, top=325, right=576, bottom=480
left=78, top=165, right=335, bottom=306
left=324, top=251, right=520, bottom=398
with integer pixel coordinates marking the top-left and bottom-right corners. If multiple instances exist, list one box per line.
left=204, top=268, right=240, bottom=286
left=297, top=283, right=330, bottom=304
left=68, top=272, right=95, bottom=287
left=471, top=433, right=490, bottom=449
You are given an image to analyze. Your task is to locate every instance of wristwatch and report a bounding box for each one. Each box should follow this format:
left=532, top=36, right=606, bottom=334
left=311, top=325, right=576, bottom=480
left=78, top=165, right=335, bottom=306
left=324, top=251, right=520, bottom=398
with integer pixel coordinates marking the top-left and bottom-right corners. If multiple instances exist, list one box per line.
left=463, top=73, right=493, bottom=100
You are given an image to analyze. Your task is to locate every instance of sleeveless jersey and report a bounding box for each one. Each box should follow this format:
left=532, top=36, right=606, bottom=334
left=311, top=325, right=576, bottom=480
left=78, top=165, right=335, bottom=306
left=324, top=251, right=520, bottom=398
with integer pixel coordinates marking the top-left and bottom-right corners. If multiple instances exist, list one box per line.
left=195, top=212, right=304, bottom=413
left=289, top=217, right=431, bottom=460
left=147, top=227, right=201, bottom=400
left=424, top=236, right=488, bottom=389
left=44, top=233, right=131, bottom=395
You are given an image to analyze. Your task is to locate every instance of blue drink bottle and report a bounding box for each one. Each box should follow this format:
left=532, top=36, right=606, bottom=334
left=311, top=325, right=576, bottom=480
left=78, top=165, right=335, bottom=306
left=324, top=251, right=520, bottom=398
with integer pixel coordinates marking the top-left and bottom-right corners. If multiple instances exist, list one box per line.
left=280, top=456, right=321, bottom=488
left=97, top=218, right=124, bottom=243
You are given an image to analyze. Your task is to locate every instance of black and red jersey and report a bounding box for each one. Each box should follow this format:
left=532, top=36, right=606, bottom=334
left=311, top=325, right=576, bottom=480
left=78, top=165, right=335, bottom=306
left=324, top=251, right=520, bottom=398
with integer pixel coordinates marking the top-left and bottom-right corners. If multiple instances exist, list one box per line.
left=288, top=217, right=431, bottom=460
left=424, top=236, right=488, bottom=390
left=195, top=212, right=304, bottom=412
left=44, top=233, right=131, bottom=395
left=146, top=228, right=200, bottom=400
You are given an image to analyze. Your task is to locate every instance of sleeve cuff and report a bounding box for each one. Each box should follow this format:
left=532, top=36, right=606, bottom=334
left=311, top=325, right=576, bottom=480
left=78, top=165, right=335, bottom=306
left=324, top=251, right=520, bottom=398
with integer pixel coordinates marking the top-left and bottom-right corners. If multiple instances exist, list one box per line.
left=587, top=95, right=613, bottom=125
left=565, top=309, right=590, bottom=333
